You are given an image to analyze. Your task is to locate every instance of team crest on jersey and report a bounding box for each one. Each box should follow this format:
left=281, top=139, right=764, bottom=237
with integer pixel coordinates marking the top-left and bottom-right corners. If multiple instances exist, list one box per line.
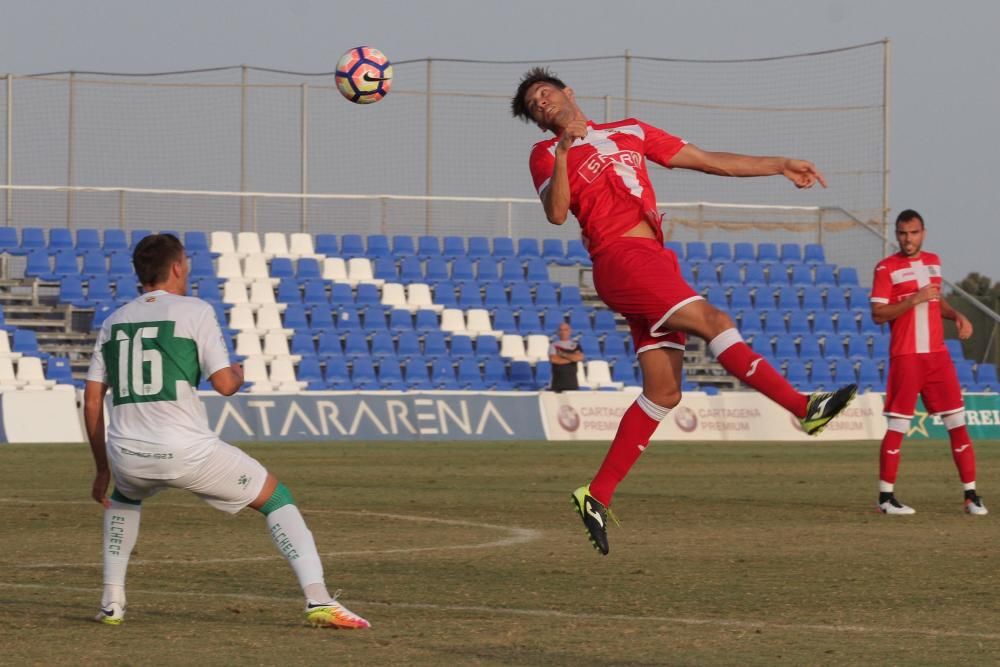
left=145, top=296, right=157, bottom=302
left=577, top=150, right=643, bottom=183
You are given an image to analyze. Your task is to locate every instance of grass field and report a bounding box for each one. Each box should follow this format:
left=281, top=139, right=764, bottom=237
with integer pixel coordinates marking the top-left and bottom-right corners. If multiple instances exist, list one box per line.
left=2, top=438, right=999, bottom=666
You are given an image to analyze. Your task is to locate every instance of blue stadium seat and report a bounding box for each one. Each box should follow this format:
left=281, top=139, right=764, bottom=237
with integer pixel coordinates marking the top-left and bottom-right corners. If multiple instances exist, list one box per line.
left=81, top=250, right=109, bottom=279
left=431, top=357, right=460, bottom=389
left=46, top=356, right=75, bottom=386
left=611, top=360, right=637, bottom=386
left=709, top=242, right=732, bottom=264
left=423, top=331, right=448, bottom=359
left=759, top=309, right=784, bottom=334
left=825, top=286, right=848, bottom=311
left=812, top=312, right=837, bottom=336
left=539, top=307, right=564, bottom=332
left=403, top=358, right=432, bottom=389
left=757, top=243, right=779, bottom=265
left=24, top=249, right=54, bottom=281
left=956, top=362, right=976, bottom=389
left=719, top=263, right=742, bottom=286
left=492, top=307, right=518, bottom=334
left=482, top=358, right=511, bottom=390
left=12, top=329, right=41, bottom=356
left=303, top=280, right=330, bottom=307
left=824, top=335, right=849, bottom=361
left=366, top=234, right=391, bottom=259
left=542, top=239, right=566, bottom=264
left=744, top=263, right=768, bottom=287
left=789, top=265, right=813, bottom=286
left=565, top=240, right=591, bottom=266
left=129, top=229, right=153, bottom=250
left=182, top=231, right=209, bottom=255
left=517, top=308, right=545, bottom=335
left=307, top=307, right=335, bottom=335
left=324, top=357, right=351, bottom=389
left=424, top=258, right=450, bottom=284
left=20, top=227, right=47, bottom=254
left=474, top=258, right=499, bottom=284
left=858, top=316, right=883, bottom=336
left=51, top=250, right=80, bottom=278
left=441, top=235, right=466, bottom=261
left=664, top=240, right=684, bottom=257
left=340, top=234, right=365, bottom=259
left=838, top=267, right=860, bottom=286
left=695, top=264, right=718, bottom=286
left=467, top=236, right=491, bottom=260
left=504, top=283, right=529, bottom=309
left=977, top=363, right=998, bottom=389
left=87, top=276, right=115, bottom=306
left=509, top=360, right=535, bottom=390
left=856, top=359, right=882, bottom=391
left=803, top=243, right=826, bottom=265
left=296, top=356, right=325, bottom=390
left=335, top=306, right=362, bottom=331
left=196, top=278, right=222, bottom=303
left=801, top=286, right=824, bottom=312
left=814, top=265, right=837, bottom=287
left=945, top=339, right=964, bottom=359
left=560, top=285, right=583, bottom=307
left=729, top=286, right=754, bottom=311
left=276, top=279, right=302, bottom=305
left=362, top=306, right=387, bottom=331
left=296, top=258, right=322, bottom=281
left=451, top=257, right=476, bottom=284
left=457, top=358, right=484, bottom=389
left=91, top=303, right=114, bottom=329
left=484, top=283, right=509, bottom=309
left=774, top=336, right=798, bottom=358
left=799, top=336, right=822, bottom=361
left=568, top=308, right=592, bottom=333
left=831, top=359, right=856, bottom=386
left=528, top=283, right=554, bottom=309
left=847, top=336, right=870, bottom=360
left=680, top=263, right=695, bottom=285
left=0, top=228, right=19, bottom=255
left=603, top=333, right=630, bottom=361
left=317, top=332, right=344, bottom=361
left=102, top=229, right=128, bottom=256
left=416, top=236, right=441, bottom=261
left=517, top=238, right=541, bottom=260
left=871, top=335, right=890, bottom=359
left=396, top=331, right=421, bottom=358
left=391, top=235, right=415, bottom=259
left=450, top=334, right=475, bottom=359
left=282, top=304, right=309, bottom=332
left=733, top=242, right=755, bottom=265
left=458, top=283, right=483, bottom=309
left=579, top=334, right=602, bottom=359
left=75, top=228, right=101, bottom=254
left=268, top=257, right=294, bottom=280
left=738, top=310, right=764, bottom=337
left=342, top=331, right=370, bottom=358
left=705, top=285, right=728, bottom=307
left=787, top=311, right=811, bottom=336
left=48, top=228, right=74, bottom=253
left=775, top=288, right=800, bottom=312
left=492, top=237, right=516, bottom=259
left=475, top=335, right=500, bottom=360
left=399, top=256, right=423, bottom=283
left=388, top=308, right=413, bottom=333
left=414, top=309, right=439, bottom=332
left=315, top=233, right=338, bottom=256
left=370, top=330, right=396, bottom=358
left=290, top=332, right=317, bottom=358
left=498, top=258, right=523, bottom=285
left=811, top=362, right=834, bottom=389
left=780, top=243, right=802, bottom=264
left=350, top=357, right=378, bottom=389
left=785, top=360, right=809, bottom=389
left=525, top=258, right=551, bottom=285
left=534, top=361, right=553, bottom=388
left=59, top=276, right=89, bottom=307
left=686, top=242, right=708, bottom=263
left=847, top=288, right=870, bottom=311
left=834, top=310, right=858, bottom=335
left=373, top=257, right=398, bottom=282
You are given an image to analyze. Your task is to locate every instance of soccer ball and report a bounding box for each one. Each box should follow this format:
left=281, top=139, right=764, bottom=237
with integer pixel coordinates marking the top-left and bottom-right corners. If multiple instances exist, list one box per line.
left=335, top=46, right=393, bottom=104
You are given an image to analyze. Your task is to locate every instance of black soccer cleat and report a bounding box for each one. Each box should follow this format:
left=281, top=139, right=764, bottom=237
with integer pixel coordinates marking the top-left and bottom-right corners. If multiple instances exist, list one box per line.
left=801, top=384, right=858, bottom=435
left=571, top=485, right=610, bottom=555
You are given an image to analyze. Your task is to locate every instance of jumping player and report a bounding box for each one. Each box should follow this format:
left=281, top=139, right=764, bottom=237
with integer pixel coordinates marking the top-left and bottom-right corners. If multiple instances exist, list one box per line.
left=870, top=209, right=987, bottom=515
left=84, top=234, right=371, bottom=627
left=511, top=68, right=858, bottom=555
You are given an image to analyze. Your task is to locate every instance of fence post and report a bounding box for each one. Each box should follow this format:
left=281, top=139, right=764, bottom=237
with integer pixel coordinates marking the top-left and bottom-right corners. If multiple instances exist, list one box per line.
left=5, top=74, right=12, bottom=227
left=425, top=59, right=433, bottom=235
left=301, top=82, right=309, bottom=232
left=604, top=95, right=611, bottom=123
left=66, top=72, right=76, bottom=229
left=624, top=50, right=632, bottom=119
left=817, top=207, right=824, bottom=246
left=240, top=65, right=248, bottom=231
left=697, top=203, right=704, bottom=241
left=506, top=201, right=513, bottom=237
left=881, top=38, right=891, bottom=257
left=118, top=190, right=125, bottom=230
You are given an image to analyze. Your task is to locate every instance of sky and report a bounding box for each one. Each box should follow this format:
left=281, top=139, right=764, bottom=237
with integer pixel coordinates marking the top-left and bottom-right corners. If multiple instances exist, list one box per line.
left=1, top=0, right=997, bottom=279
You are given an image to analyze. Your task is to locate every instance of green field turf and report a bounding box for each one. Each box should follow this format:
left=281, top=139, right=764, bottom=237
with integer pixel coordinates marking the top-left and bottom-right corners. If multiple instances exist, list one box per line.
left=2, top=439, right=999, bottom=666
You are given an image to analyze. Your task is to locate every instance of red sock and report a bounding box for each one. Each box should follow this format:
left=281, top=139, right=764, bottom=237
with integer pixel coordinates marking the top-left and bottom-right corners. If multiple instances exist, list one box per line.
left=879, top=429, right=904, bottom=486
left=589, top=396, right=664, bottom=506
left=710, top=329, right=807, bottom=418
left=947, top=425, right=977, bottom=485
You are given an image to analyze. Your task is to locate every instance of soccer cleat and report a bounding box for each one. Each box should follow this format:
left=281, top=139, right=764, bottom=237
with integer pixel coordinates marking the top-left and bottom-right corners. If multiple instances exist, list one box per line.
left=94, top=602, right=125, bottom=625
left=571, top=485, right=610, bottom=555
left=877, top=495, right=916, bottom=515
left=801, top=384, right=858, bottom=435
left=964, top=495, right=989, bottom=516
left=305, top=597, right=371, bottom=629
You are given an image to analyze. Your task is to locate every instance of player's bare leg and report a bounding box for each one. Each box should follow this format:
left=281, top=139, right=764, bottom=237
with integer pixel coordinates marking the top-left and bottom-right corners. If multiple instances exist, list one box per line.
left=666, top=299, right=856, bottom=434
left=251, top=473, right=371, bottom=628
left=572, top=348, right=683, bottom=555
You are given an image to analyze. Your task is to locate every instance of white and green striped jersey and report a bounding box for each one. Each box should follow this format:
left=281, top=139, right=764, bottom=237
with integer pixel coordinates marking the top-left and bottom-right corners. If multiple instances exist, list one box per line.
left=87, top=290, right=231, bottom=478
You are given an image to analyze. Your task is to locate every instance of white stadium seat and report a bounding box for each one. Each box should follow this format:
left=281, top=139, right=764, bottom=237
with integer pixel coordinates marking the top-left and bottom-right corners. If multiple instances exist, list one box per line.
left=500, top=334, right=528, bottom=361
left=227, top=303, right=258, bottom=333
left=242, top=255, right=277, bottom=285
left=263, top=232, right=289, bottom=259
left=289, top=233, right=320, bottom=260
left=243, top=356, right=273, bottom=392
left=380, top=283, right=407, bottom=309
left=585, top=360, right=623, bottom=390
left=222, top=280, right=252, bottom=309
left=16, top=357, right=56, bottom=390
left=322, top=257, right=348, bottom=282
left=236, top=232, right=265, bottom=259
left=347, top=257, right=380, bottom=286
left=440, top=308, right=467, bottom=335
left=465, top=309, right=499, bottom=338
left=215, top=253, right=244, bottom=283
left=405, top=283, right=442, bottom=313
left=210, top=231, right=236, bottom=255
left=524, top=334, right=551, bottom=364
left=0, top=358, right=25, bottom=389
left=254, top=304, right=293, bottom=336
left=262, top=332, right=299, bottom=362
left=269, top=357, right=307, bottom=392
left=248, top=280, right=285, bottom=312
left=234, top=332, right=266, bottom=361
left=0, top=331, right=23, bottom=360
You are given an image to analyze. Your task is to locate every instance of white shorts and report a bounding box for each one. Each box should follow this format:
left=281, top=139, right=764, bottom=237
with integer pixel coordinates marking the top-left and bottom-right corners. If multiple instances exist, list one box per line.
left=112, top=441, right=268, bottom=515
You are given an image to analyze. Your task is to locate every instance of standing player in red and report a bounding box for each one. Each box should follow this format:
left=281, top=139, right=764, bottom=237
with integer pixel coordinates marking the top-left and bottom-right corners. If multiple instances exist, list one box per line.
left=511, top=68, right=858, bottom=555
left=870, top=209, right=986, bottom=515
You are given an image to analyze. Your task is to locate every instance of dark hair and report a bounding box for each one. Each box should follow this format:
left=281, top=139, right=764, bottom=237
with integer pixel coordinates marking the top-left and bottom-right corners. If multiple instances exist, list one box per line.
left=133, top=233, right=185, bottom=285
left=510, top=67, right=567, bottom=122
left=895, top=209, right=925, bottom=229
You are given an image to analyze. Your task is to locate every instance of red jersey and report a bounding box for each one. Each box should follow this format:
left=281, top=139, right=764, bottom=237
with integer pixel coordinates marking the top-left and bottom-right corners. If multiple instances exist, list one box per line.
left=528, top=118, right=687, bottom=257
left=870, top=251, right=946, bottom=357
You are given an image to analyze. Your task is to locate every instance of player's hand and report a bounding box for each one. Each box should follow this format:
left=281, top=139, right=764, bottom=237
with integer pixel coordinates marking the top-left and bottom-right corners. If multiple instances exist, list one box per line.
left=782, top=159, right=827, bottom=189
left=955, top=314, right=974, bottom=340
left=912, top=284, right=940, bottom=304
left=92, top=468, right=111, bottom=508
left=230, top=361, right=245, bottom=384
left=556, top=119, right=588, bottom=155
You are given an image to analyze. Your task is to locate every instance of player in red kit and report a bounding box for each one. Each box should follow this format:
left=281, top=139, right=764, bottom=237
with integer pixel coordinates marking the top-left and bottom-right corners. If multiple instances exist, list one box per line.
left=511, top=68, right=858, bottom=555
left=870, top=209, right=986, bottom=516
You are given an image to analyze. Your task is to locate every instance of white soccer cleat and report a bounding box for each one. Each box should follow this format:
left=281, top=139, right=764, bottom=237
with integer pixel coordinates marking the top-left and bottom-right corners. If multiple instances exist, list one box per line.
left=305, top=598, right=371, bottom=629
left=877, top=496, right=916, bottom=515
left=965, top=496, right=989, bottom=516
left=95, top=602, right=125, bottom=625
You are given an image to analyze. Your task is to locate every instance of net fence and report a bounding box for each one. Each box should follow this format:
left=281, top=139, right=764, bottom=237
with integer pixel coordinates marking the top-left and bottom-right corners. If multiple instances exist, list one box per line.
left=2, top=42, right=889, bottom=270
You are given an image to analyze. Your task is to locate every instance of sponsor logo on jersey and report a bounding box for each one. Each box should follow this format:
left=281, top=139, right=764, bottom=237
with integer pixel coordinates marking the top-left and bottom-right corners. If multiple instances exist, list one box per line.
left=577, top=150, right=643, bottom=183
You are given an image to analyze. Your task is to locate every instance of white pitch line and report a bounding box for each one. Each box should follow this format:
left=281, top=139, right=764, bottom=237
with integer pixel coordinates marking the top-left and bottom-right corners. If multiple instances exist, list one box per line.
left=3, top=582, right=999, bottom=642
left=0, top=498, right=542, bottom=569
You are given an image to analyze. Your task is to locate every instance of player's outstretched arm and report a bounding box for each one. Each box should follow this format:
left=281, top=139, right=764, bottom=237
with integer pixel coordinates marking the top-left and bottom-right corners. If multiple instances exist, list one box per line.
left=871, top=284, right=939, bottom=325
left=210, top=362, right=245, bottom=396
left=668, top=144, right=827, bottom=189
left=84, top=380, right=111, bottom=508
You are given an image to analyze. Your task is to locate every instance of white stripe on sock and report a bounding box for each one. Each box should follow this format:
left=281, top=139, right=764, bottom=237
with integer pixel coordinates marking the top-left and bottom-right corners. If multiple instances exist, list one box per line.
left=636, top=393, right=670, bottom=422
left=707, top=328, right=744, bottom=358
left=879, top=480, right=894, bottom=493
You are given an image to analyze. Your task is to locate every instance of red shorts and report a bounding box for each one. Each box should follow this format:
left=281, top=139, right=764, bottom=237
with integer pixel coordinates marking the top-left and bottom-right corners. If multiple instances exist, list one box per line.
left=883, top=351, right=964, bottom=418
left=592, top=237, right=702, bottom=356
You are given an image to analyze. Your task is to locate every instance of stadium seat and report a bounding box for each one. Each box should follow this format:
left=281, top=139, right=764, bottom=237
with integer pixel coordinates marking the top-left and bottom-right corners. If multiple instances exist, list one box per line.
left=517, top=308, right=545, bottom=335
left=542, top=239, right=566, bottom=264
left=414, top=308, right=439, bottom=333
left=593, top=309, right=617, bottom=334
left=243, top=255, right=274, bottom=284
left=758, top=309, right=782, bottom=334
left=565, top=240, right=591, bottom=265
left=323, top=357, right=351, bottom=389
left=366, top=234, right=391, bottom=259
left=75, top=228, right=101, bottom=254
left=738, top=310, right=764, bottom=338
left=695, top=264, right=718, bottom=286
left=732, top=242, right=755, bottom=265
left=709, top=242, right=732, bottom=264
left=492, top=308, right=518, bottom=335
left=45, top=356, right=75, bottom=386
left=757, top=243, right=779, bottom=265
left=814, top=265, right=837, bottom=287
left=467, top=236, right=491, bottom=260
left=451, top=257, right=476, bottom=284
left=719, top=263, right=742, bottom=286
left=533, top=283, right=558, bottom=308
left=369, top=330, right=396, bottom=359
left=355, top=283, right=381, bottom=308
left=340, top=234, right=365, bottom=259
left=611, top=360, right=638, bottom=387
left=48, top=228, right=74, bottom=253
left=449, top=334, right=475, bottom=360
left=790, top=265, right=813, bottom=286
left=391, top=235, right=416, bottom=259
left=347, top=257, right=376, bottom=286
left=315, top=233, right=338, bottom=256
left=509, top=360, right=535, bottom=389
left=774, top=336, right=798, bottom=359
left=730, top=286, right=754, bottom=310
left=977, top=363, right=999, bottom=389
left=424, top=258, right=450, bottom=284
left=492, top=237, right=516, bottom=259
left=81, top=250, right=109, bottom=279
left=785, top=360, right=809, bottom=389
left=335, top=306, right=362, bottom=331
left=847, top=288, right=870, bottom=311
left=430, top=357, right=460, bottom=389
left=705, top=285, right=728, bottom=307
left=403, top=358, right=432, bottom=389
left=350, top=357, right=378, bottom=389
left=744, top=263, right=768, bottom=287
left=417, top=235, right=442, bottom=260
left=775, top=288, right=800, bottom=312
left=295, top=356, right=325, bottom=390
left=377, top=358, right=405, bottom=389
left=838, top=267, right=860, bottom=286
left=568, top=308, right=592, bottom=333
left=288, top=233, right=319, bottom=260
left=579, top=334, right=601, bottom=359
left=787, top=311, right=810, bottom=336
left=780, top=243, right=803, bottom=264
left=387, top=308, right=413, bottom=333
left=825, top=286, right=848, bottom=311
left=467, top=309, right=499, bottom=337
left=799, top=336, right=822, bottom=361
left=525, top=258, right=551, bottom=285
left=457, top=282, right=483, bottom=309
left=58, top=276, right=89, bottom=308
left=475, top=334, right=500, bottom=360
left=373, top=257, right=398, bottom=282
left=102, top=229, right=129, bottom=255
left=236, top=232, right=263, bottom=259
left=498, top=258, right=523, bottom=285
left=812, top=311, right=837, bottom=336
left=517, top=238, right=541, bottom=260
left=945, top=339, right=964, bottom=359
left=801, top=286, right=824, bottom=312
left=847, top=336, right=870, bottom=360
left=871, top=335, right=890, bottom=359
left=322, top=257, right=348, bottom=282
left=457, top=358, right=485, bottom=390
left=483, top=358, right=512, bottom=390
left=685, top=242, right=708, bottom=263
left=289, top=332, right=317, bottom=359
left=16, top=356, right=56, bottom=390
left=811, top=362, right=834, bottom=389
left=803, top=243, right=826, bottom=265
left=956, top=363, right=976, bottom=389
left=560, top=285, right=583, bottom=307
left=505, top=283, right=529, bottom=309
left=438, top=234, right=466, bottom=260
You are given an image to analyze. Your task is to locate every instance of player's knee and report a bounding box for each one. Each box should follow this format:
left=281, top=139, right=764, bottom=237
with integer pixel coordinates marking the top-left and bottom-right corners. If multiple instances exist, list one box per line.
left=644, top=388, right=681, bottom=410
